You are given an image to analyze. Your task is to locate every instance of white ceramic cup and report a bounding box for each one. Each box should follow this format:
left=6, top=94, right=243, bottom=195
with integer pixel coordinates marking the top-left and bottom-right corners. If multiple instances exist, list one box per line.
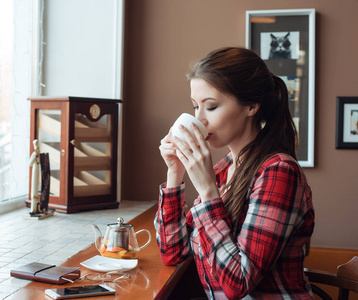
left=171, top=113, right=208, bottom=144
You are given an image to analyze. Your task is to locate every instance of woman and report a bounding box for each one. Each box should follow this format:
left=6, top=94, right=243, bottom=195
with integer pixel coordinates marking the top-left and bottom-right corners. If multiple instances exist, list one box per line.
left=155, top=47, right=314, bottom=299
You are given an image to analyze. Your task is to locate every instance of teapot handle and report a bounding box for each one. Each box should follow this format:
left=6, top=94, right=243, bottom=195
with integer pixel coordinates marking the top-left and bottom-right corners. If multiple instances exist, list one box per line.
left=91, top=224, right=103, bottom=252
left=135, top=229, right=152, bottom=250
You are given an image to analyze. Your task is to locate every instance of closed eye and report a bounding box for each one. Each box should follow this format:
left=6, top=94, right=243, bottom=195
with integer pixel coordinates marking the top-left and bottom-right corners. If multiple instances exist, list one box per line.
left=193, top=105, right=217, bottom=111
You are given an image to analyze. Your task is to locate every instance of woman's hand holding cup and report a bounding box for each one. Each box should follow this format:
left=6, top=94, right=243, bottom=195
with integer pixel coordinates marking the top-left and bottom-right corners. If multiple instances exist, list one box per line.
left=170, top=114, right=218, bottom=201
left=171, top=113, right=208, bottom=148
left=160, top=113, right=208, bottom=188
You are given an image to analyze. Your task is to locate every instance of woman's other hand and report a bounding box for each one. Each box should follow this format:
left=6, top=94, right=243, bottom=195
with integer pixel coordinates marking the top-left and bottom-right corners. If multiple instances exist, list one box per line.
left=159, top=128, right=186, bottom=187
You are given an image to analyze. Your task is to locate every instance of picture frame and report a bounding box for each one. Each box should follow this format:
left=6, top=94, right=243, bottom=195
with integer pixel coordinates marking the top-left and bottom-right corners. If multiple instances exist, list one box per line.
left=246, top=9, right=316, bottom=167
left=336, top=97, right=358, bottom=149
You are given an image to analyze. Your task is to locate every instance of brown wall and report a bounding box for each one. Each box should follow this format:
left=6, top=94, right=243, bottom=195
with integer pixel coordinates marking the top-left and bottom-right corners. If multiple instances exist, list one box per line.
left=121, top=0, right=358, bottom=249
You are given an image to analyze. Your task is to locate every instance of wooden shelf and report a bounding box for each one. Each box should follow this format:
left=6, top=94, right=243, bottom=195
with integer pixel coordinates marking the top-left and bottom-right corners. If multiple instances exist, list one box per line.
left=39, top=142, right=110, bottom=171
left=38, top=113, right=61, bottom=138
left=74, top=143, right=110, bottom=171
left=75, top=128, right=110, bottom=142
left=39, top=112, right=111, bottom=142
left=75, top=115, right=110, bottom=142
left=74, top=171, right=110, bottom=197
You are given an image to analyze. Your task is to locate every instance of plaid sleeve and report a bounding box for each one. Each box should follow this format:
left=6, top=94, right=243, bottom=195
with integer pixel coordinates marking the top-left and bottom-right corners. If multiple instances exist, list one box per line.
left=191, top=159, right=309, bottom=299
left=154, top=182, right=191, bottom=265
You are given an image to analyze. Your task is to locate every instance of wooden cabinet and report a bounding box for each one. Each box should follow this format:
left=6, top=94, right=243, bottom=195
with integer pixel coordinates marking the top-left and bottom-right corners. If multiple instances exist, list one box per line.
left=27, top=96, right=122, bottom=213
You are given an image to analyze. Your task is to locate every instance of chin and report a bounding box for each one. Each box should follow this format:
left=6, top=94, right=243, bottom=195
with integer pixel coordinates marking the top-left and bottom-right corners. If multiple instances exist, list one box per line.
left=207, top=141, right=226, bottom=150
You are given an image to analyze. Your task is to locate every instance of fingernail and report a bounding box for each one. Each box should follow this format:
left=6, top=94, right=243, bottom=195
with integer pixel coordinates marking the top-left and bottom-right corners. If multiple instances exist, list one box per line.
left=179, top=125, right=184, bottom=129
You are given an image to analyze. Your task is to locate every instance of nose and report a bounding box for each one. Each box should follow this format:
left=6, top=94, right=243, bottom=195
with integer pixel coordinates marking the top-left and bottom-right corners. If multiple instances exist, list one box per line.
left=195, top=110, right=208, bottom=127
left=200, top=118, right=208, bottom=127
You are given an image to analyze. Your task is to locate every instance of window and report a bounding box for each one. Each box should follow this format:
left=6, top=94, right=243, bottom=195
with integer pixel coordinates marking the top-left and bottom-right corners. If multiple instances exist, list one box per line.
left=0, top=0, right=124, bottom=214
left=0, top=0, right=35, bottom=212
left=0, top=0, right=15, bottom=203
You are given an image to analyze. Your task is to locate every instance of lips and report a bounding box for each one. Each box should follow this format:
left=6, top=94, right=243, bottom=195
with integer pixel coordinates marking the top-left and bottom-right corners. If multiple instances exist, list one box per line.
left=205, top=133, right=213, bottom=141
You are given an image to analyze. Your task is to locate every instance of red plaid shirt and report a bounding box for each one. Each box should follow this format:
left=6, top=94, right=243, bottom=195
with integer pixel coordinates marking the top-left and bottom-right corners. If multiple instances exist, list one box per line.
left=155, top=153, right=314, bottom=299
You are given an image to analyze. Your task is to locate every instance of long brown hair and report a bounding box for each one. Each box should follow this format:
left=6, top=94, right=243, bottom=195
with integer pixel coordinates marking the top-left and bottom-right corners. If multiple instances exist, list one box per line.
left=187, top=47, right=297, bottom=235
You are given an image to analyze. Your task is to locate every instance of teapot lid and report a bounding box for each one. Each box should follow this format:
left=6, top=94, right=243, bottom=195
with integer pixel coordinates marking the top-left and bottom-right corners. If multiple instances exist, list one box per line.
left=108, top=217, right=132, bottom=229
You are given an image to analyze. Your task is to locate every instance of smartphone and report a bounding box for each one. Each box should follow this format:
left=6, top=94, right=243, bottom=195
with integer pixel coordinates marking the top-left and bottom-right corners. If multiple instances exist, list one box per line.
left=45, top=284, right=116, bottom=299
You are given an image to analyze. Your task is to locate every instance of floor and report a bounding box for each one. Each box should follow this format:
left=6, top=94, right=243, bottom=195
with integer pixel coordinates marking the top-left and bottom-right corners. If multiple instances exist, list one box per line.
left=0, top=200, right=157, bottom=300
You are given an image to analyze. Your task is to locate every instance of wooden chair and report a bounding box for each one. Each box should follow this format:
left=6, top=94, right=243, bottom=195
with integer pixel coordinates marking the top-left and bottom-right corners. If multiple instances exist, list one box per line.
left=305, top=256, right=358, bottom=300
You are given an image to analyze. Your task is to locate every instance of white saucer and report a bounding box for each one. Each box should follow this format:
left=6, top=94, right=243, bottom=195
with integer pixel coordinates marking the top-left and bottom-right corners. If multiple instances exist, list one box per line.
left=80, top=255, right=138, bottom=272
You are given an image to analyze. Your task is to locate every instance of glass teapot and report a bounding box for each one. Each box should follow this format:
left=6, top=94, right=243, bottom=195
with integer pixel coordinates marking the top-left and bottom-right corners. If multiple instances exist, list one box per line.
left=92, top=217, right=151, bottom=259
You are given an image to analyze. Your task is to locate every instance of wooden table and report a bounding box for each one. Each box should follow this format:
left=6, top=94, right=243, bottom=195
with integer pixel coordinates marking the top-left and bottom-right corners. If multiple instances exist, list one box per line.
left=7, top=205, right=191, bottom=300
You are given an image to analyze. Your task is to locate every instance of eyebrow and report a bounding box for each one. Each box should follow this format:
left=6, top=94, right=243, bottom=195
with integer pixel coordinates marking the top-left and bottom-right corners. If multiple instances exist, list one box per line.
left=191, top=97, right=216, bottom=103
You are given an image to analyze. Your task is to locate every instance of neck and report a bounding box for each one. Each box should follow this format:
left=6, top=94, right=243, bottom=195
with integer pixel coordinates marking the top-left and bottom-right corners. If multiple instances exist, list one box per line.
left=229, top=128, right=258, bottom=167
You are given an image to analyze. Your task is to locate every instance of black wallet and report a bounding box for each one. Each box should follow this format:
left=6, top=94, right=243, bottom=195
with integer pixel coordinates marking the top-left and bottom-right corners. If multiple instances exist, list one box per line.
left=10, top=262, right=80, bottom=284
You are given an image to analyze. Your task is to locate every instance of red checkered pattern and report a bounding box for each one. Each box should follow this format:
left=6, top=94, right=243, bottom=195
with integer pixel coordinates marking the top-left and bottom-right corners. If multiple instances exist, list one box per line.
left=155, top=153, right=314, bottom=299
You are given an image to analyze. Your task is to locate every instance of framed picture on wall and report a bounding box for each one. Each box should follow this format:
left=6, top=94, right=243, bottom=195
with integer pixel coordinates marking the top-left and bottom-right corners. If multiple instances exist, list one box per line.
left=245, top=9, right=316, bottom=167
left=336, top=97, right=358, bottom=149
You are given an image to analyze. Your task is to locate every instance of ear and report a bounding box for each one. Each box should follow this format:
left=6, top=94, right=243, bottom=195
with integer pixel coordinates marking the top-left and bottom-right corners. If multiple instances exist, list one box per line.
left=247, top=103, right=260, bottom=117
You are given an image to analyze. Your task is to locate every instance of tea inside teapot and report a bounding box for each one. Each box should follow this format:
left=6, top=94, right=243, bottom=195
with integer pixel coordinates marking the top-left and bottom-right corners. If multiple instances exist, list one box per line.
left=92, top=217, right=151, bottom=259
left=101, top=243, right=138, bottom=259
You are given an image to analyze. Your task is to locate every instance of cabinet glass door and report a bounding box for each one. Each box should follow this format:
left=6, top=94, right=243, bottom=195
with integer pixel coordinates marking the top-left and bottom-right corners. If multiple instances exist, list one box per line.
left=36, top=109, right=61, bottom=197
left=73, top=113, right=112, bottom=197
